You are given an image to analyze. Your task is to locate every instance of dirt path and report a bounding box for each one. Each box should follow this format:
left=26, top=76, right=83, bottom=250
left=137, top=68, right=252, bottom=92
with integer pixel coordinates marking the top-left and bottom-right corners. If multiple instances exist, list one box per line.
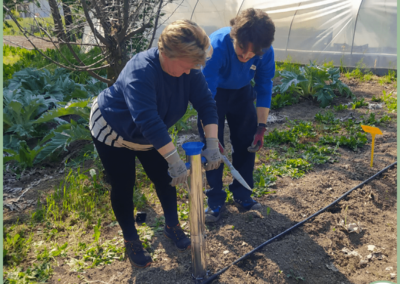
left=3, top=35, right=56, bottom=50
left=3, top=77, right=397, bottom=284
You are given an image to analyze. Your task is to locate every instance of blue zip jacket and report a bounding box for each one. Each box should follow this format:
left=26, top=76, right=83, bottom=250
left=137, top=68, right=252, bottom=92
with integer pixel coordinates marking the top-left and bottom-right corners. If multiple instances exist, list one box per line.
left=202, top=27, right=275, bottom=108
left=97, top=48, right=218, bottom=149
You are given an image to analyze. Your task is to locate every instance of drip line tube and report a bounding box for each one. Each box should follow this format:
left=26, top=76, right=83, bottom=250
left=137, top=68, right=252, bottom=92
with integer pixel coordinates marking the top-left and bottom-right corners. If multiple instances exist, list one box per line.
left=202, top=161, right=397, bottom=284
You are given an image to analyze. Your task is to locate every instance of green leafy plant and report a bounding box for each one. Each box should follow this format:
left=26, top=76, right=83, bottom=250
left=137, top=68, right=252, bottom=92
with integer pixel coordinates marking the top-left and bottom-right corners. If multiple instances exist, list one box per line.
left=178, top=203, right=189, bottom=221
left=273, top=62, right=353, bottom=107
left=287, top=269, right=305, bottom=281
left=3, top=44, right=107, bottom=84
left=3, top=88, right=58, bottom=139
left=381, top=90, right=397, bottom=112
left=93, top=219, right=102, bottom=243
left=170, top=104, right=197, bottom=132
left=320, top=132, right=367, bottom=151
left=378, top=69, right=397, bottom=85
left=271, top=92, right=299, bottom=109
left=371, top=95, right=383, bottom=102
left=3, top=140, right=45, bottom=169
left=360, top=112, right=391, bottom=126
left=333, top=104, right=348, bottom=111
left=4, top=261, right=53, bottom=283
left=351, top=97, right=368, bottom=109
left=315, top=111, right=339, bottom=124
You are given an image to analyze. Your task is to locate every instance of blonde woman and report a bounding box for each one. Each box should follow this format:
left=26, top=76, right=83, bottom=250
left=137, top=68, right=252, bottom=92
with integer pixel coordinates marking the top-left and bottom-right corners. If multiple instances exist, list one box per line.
left=89, top=20, right=222, bottom=268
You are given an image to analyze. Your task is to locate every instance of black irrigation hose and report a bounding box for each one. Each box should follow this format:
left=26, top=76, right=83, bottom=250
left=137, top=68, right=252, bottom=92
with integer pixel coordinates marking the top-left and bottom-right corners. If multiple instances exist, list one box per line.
left=202, top=161, right=397, bottom=284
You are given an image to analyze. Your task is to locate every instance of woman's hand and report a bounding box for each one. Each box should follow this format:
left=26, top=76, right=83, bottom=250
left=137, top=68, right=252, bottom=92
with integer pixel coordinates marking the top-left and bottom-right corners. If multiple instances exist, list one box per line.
left=202, top=138, right=223, bottom=171
left=163, top=149, right=188, bottom=186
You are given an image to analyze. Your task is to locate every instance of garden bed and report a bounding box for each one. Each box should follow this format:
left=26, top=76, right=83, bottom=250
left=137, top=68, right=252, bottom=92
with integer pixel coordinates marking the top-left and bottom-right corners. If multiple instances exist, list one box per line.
left=3, top=75, right=397, bottom=284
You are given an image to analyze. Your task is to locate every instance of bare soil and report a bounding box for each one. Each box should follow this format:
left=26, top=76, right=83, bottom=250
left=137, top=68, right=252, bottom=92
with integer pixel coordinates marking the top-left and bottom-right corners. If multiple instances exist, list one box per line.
left=3, top=35, right=57, bottom=50
left=3, top=77, right=397, bottom=284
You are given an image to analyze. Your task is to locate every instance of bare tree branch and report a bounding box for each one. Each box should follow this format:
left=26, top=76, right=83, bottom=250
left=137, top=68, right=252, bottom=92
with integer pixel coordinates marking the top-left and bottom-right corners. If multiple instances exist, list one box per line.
left=147, top=0, right=163, bottom=49
left=4, top=0, right=179, bottom=84
left=124, top=23, right=152, bottom=42
left=79, top=0, right=110, bottom=47
left=120, top=0, right=130, bottom=37
left=3, top=5, right=112, bottom=84
left=92, top=1, right=110, bottom=37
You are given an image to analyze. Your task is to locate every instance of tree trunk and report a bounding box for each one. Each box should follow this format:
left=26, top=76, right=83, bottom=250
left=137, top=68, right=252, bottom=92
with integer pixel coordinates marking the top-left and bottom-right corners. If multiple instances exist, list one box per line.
left=48, top=0, right=66, bottom=45
left=62, top=2, right=76, bottom=42
left=106, top=42, right=130, bottom=86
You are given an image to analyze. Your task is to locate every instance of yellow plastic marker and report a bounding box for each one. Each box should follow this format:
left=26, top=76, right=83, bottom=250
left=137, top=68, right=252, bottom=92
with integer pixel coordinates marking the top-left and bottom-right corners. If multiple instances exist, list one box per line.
left=361, top=125, right=383, bottom=167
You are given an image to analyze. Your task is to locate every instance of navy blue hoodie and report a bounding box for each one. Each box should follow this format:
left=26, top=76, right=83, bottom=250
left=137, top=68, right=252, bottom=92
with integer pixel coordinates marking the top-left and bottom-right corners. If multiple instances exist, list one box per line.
left=98, top=48, right=218, bottom=149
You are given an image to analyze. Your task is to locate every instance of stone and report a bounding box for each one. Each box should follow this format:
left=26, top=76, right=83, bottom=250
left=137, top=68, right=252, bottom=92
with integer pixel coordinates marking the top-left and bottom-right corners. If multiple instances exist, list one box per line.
left=359, top=260, right=368, bottom=267
left=325, top=263, right=339, bottom=272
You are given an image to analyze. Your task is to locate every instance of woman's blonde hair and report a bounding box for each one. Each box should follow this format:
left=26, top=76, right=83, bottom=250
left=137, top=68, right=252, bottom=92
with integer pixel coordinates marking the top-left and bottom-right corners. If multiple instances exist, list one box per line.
left=158, top=19, right=213, bottom=69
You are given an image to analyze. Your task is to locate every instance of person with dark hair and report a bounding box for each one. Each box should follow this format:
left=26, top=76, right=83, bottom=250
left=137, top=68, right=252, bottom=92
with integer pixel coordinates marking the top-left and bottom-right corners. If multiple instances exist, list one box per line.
left=90, top=19, right=222, bottom=269
left=198, top=8, right=276, bottom=222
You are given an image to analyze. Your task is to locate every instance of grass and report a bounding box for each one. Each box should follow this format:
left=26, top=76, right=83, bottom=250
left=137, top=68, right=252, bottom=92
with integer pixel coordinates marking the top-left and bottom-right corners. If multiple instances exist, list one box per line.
left=3, top=44, right=106, bottom=84
left=341, top=59, right=397, bottom=86
left=3, top=17, right=59, bottom=36
left=3, top=149, right=197, bottom=282
left=381, top=90, right=397, bottom=113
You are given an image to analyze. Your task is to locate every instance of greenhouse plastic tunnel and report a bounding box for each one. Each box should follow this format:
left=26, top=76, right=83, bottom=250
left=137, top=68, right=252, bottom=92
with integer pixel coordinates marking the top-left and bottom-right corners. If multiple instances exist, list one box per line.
left=152, top=0, right=397, bottom=74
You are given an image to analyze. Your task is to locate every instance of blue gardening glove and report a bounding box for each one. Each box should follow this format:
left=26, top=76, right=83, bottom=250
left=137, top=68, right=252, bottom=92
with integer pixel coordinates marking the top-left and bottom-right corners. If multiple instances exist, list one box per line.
left=164, top=149, right=188, bottom=187
left=201, top=138, right=223, bottom=171
left=248, top=123, right=267, bottom=153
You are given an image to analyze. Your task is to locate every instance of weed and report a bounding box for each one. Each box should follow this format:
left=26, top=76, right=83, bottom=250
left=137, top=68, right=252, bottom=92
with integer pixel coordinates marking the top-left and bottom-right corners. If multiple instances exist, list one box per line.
left=226, top=190, right=235, bottom=204
left=320, top=133, right=367, bottom=151
left=4, top=229, right=33, bottom=266
left=93, top=219, right=102, bottom=243
left=315, top=111, right=339, bottom=124
left=178, top=203, right=189, bottom=221
left=271, top=92, right=299, bottom=110
left=361, top=112, right=391, bottom=126
left=136, top=225, right=155, bottom=251
left=379, top=69, right=397, bottom=85
left=133, top=187, right=148, bottom=211
left=381, top=90, right=397, bottom=112
left=351, top=97, right=368, bottom=109
left=371, top=95, right=383, bottom=102
left=4, top=261, right=53, bottom=283
left=333, top=104, right=348, bottom=111
left=287, top=269, right=305, bottom=281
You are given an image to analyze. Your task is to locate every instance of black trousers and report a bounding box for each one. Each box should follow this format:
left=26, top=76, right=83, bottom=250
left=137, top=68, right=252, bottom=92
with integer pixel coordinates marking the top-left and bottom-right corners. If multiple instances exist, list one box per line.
left=92, top=136, right=179, bottom=241
left=197, top=84, right=257, bottom=208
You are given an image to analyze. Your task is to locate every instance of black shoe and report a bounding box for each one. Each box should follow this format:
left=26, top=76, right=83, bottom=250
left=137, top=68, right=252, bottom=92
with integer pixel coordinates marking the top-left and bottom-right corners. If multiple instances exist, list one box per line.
left=235, top=198, right=261, bottom=211
left=205, top=203, right=226, bottom=223
left=164, top=223, right=191, bottom=251
left=124, top=239, right=152, bottom=268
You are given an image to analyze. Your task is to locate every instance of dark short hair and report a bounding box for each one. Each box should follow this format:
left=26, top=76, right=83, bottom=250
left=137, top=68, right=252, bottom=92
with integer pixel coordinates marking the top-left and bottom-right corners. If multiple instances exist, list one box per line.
left=230, top=8, right=275, bottom=55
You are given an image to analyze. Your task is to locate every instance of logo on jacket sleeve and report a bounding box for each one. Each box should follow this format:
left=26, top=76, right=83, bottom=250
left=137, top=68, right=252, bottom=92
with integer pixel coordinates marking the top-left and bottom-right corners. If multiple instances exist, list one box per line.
left=250, top=65, right=256, bottom=70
